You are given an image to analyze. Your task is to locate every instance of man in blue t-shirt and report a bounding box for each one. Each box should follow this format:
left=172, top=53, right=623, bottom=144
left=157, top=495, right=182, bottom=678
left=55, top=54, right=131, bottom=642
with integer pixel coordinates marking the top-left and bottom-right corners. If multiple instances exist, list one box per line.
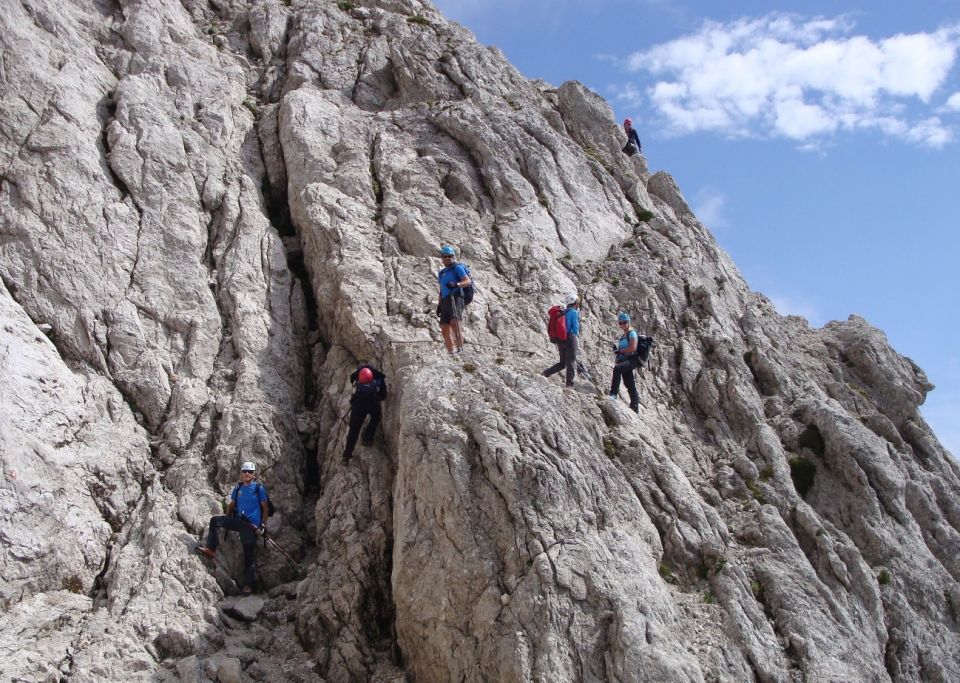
left=196, top=461, right=270, bottom=593
left=436, top=244, right=471, bottom=354
left=543, top=292, right=581, bottom=387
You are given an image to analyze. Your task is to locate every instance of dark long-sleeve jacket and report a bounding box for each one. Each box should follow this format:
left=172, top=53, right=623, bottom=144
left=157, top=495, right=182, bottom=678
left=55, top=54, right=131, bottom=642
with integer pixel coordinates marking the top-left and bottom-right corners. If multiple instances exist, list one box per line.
left=349, top=365, right=388, bottom=410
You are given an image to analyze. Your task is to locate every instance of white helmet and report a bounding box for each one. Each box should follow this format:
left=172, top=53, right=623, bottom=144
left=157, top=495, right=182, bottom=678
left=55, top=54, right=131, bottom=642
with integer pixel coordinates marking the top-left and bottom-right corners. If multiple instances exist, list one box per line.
left=241, top=461, right=256, bottom=473
left=564, top=292, right=578, bottom=306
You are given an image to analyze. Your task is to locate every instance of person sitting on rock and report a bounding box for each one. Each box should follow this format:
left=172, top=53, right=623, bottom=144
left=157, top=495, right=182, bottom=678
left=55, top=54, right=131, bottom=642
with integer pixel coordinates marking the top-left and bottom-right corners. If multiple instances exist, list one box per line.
left=622, top=118, right=642, bottom=156
left=609, top=312, right=641, bottom=412
left=436, top=244, right=471, bottom=354
left=543, top=292, right=581, bottom=388
left=196, top=461, right=270, bottom=594
left=343, top=364, right=388, bottom=463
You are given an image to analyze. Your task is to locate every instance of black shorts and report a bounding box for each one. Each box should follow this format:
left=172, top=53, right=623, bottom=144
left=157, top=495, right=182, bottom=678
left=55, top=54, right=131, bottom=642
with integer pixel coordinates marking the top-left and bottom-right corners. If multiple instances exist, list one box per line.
left=439, top=295, right=463, bottom=324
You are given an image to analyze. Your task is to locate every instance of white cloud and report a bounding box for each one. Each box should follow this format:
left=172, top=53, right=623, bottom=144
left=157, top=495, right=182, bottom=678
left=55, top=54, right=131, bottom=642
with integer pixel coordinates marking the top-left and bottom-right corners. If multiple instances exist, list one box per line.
left=625, top=14, right=960, bottom=145
left=692, top=187, right=729, bottom=229
left=943, top=92, right=960, bottom=111
left=611, top=82, right=644, bottom=107
left=904, top=117, right=954, bottom=147
left=769, top=294, right=823, bottom=325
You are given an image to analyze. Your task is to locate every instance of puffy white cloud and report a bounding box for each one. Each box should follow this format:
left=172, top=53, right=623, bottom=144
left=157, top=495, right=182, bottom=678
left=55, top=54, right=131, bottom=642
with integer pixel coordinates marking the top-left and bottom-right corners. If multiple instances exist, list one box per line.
left=625, top=14, right=960, bottom=145
left=692, top=188, right=729, bottom=229
left=612, top=82, right=644, bottom=107
left=904, top=117, right=954, bottom=148
left=944, top=92, right=960, bottom=111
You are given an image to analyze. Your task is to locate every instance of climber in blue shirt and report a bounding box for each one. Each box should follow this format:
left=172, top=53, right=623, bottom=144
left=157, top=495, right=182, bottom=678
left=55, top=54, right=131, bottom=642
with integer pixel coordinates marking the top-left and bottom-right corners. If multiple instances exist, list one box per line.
left=609, top=312, right=641, bottom=412
left=543, top=292, right=581, bottom=387
left=436, top=244, right=471, bottom=354
left=196, top=461, right=270, bottom=593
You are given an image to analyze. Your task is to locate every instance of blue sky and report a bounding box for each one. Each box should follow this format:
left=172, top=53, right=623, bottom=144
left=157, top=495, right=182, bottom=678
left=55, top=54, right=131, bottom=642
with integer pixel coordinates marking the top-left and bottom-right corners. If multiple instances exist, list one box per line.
left=432, top=0, right=960, bottom=455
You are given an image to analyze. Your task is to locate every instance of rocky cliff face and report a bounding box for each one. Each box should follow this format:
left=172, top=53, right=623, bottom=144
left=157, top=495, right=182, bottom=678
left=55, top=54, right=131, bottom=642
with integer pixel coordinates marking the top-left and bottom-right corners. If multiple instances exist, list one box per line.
left=1, top=1, right=957, bottom=681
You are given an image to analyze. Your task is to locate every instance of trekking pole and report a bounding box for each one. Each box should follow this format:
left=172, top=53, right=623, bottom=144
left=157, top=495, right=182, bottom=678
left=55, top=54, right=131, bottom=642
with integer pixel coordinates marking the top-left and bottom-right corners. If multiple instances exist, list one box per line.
left=240, top=518, right=299, bottom=568
left=262, top=534, right=299, bottom=567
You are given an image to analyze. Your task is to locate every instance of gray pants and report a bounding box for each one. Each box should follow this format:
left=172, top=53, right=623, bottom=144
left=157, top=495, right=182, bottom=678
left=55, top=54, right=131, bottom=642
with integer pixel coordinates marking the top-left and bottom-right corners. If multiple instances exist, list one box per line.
left=543, top=335, right=578, bottom=386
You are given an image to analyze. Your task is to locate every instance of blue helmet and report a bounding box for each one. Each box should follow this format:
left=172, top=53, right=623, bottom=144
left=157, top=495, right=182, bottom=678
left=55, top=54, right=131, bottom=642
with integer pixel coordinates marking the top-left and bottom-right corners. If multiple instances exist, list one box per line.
left=439, top=245, right=456, bottom=256
left=617, top=312, right=631, bottom=323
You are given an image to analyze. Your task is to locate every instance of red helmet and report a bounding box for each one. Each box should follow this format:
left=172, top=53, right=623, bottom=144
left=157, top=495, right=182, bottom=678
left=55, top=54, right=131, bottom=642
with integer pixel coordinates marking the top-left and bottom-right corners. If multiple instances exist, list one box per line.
left=358, top=367, right=374, bottom=384
left=624, top=118, right=632, bottom=127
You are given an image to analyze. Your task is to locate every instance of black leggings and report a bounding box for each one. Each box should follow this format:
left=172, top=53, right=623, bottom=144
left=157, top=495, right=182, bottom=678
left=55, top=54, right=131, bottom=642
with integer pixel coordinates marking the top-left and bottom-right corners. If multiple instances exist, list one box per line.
left=610, top=358, right=639, bottom=407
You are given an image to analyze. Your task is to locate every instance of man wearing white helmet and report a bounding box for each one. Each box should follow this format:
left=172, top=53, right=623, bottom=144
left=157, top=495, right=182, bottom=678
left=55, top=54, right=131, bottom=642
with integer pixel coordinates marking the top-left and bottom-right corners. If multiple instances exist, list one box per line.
left=543, top=292, right=581, bottom=388
left=196, top=461, right=270, bottom=593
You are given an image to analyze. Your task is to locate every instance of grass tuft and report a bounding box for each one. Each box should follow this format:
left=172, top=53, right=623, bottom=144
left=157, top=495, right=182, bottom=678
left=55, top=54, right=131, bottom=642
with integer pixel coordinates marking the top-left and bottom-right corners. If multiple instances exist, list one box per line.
left=62, top=576, right=84, bottom=594
left=658, top=563, right=678, bottom=585
left=636, top=208, right=654, bottom=223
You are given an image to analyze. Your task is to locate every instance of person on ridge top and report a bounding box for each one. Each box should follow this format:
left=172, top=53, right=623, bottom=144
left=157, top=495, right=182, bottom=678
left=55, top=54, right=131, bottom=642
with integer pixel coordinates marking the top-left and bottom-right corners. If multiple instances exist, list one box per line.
left=622, top=118, right=642, bottom=156
left=436, top=244, right=471, bottom=354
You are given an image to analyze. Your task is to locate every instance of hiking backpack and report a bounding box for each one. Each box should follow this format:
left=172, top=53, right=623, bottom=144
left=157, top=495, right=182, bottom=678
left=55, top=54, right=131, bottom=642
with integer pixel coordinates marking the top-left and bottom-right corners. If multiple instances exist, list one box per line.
left=354, top=375, right=383, bottom=400
left=547, top=305, right=568, bottom=343
left=458, top=264, right=475, bottom=305
left=635, top=335, right=654, bottom=363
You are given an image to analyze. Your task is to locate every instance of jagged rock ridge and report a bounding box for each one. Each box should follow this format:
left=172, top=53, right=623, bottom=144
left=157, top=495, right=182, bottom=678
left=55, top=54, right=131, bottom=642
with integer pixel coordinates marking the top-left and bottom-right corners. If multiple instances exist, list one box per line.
left=1, top=0, right=957, bottom=681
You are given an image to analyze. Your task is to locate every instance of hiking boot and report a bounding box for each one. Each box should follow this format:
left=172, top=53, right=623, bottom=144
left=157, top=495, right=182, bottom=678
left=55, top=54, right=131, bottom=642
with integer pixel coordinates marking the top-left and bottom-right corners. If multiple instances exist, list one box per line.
left=629, top=403, right=639, bottom=413
left=196, top=546, right=216, bottom=559
left=241, top=586, right=254, bottom=595
left=608, top=393, right=618, bottom=400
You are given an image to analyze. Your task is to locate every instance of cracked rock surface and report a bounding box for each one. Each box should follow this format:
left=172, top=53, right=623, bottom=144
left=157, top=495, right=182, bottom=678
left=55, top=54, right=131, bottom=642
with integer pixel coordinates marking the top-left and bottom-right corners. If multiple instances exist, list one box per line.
left=1, top=1, right=957, bottom=681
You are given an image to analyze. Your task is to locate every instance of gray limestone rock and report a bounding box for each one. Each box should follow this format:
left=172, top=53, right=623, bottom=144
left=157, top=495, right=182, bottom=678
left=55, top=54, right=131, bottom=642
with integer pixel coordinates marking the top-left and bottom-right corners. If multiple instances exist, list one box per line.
left=221, top=595, right=267, bottom=622
left=1, top=1, right=957, bottom=682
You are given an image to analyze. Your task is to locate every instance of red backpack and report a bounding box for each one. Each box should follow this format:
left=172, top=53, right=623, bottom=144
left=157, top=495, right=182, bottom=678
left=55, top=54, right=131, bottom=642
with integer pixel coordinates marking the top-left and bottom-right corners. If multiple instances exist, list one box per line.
left=547, top=306, right=568, bottom=343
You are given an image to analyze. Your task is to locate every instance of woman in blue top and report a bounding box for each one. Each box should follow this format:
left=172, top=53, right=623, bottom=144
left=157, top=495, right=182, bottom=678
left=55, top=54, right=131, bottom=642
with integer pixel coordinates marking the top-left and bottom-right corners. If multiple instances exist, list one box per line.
left=543, top=292, right=580, bottom=387
left=436, top=245, right=471, bottom=354
left=609, top=312, right=640, bottom=412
